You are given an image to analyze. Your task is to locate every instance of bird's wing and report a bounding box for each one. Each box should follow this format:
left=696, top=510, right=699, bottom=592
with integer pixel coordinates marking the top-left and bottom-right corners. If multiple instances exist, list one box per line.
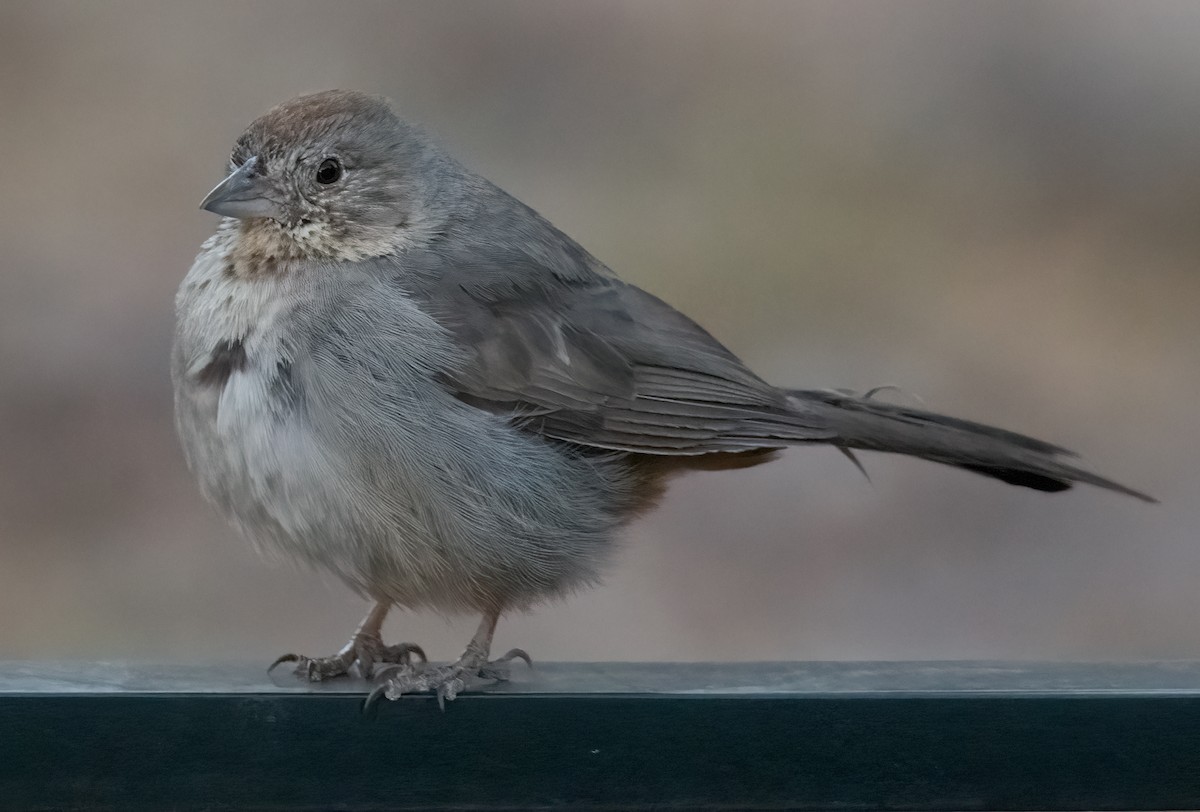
left=387, top=234, right=835, bottom=455
left=343, top=190, right=1152, bottom=502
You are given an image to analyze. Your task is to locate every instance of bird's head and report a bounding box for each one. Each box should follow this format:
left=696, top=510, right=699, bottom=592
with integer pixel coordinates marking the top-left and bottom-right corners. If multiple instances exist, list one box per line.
left=201, top=90, right=450, bottom=269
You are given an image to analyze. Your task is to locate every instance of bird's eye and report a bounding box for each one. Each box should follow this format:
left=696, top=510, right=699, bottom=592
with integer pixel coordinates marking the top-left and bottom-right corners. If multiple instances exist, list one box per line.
left=315, top=158, right=342, bottom=185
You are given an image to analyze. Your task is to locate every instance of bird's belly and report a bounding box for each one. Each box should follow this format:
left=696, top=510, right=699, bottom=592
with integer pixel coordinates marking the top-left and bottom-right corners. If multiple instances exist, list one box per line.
left=177, top=365, right=322, bottom=557
left=174, top=280, right=627, bottom=610
left=177, top=365, right=575, bottom=611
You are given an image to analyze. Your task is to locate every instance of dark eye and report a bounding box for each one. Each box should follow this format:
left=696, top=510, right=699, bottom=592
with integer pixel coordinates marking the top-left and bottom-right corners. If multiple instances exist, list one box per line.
left=315, top=157, right=342, bottom=185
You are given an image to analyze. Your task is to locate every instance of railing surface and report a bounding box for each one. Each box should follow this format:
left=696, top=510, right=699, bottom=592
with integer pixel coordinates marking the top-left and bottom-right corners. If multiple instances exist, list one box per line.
left=4, top=660, right=1200, bottom=811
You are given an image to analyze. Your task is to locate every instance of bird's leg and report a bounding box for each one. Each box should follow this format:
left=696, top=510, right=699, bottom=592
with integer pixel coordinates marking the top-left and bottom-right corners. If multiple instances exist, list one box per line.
left=269, top=601, right=425, bottom=681
left=367, top=610, right=531, bottom=708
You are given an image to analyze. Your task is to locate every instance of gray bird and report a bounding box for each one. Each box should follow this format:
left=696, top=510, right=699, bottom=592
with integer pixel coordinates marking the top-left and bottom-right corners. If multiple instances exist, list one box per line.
left=174, top=90, right=1153, bottom=705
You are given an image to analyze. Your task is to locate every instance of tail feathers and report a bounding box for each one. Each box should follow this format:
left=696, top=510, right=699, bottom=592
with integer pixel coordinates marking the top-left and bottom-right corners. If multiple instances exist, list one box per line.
left=787, top=389, right=1156, bottom=503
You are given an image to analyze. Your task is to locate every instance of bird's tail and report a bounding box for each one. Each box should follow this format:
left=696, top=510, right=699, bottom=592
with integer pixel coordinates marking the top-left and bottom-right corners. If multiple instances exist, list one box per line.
left=786, top=388, right=1155, bottom=502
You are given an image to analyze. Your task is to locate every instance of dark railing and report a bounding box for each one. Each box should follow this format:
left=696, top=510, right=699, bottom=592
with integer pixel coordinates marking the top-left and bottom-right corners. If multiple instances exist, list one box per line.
left=3, top=661, right=1200, bottom=810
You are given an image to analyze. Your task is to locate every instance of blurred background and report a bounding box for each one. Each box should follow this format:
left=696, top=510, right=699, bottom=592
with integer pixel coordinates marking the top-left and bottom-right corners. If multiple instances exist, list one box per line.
left=0, top=1, right=1194, bottom=665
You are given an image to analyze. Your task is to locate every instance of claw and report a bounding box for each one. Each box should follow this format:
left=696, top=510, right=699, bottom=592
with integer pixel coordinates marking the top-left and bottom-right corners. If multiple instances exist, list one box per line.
left=362, top=683, right=389, bottom=717
left=372, top=662, right=414, bottom=684
left=478, top=648, right=532, bottom=682
left=436, top=677, right=465, bottom=710
left=268, top=653, right=300, bottom=674
left=388, top=642, right=427, bottom=664
left=362, top=634, right=533, bottom=706
left=495, top=648, right=532, bottom=668
left=270, top=633, right=427, bottom=682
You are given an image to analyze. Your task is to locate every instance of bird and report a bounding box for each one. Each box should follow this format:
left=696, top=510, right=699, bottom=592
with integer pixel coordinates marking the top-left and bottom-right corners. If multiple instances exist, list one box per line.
left=173, top=90, right=1153, bottom=706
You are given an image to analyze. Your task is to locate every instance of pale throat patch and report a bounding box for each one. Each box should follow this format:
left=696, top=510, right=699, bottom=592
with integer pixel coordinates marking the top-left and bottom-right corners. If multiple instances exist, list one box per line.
left=223, top=216, right=426, bottom=278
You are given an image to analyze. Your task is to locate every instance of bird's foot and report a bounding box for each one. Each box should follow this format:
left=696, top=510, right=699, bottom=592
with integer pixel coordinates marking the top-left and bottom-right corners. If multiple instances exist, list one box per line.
left=366, top=647, right=531, bottom=710
left=269, top=633, right=426, bottom=682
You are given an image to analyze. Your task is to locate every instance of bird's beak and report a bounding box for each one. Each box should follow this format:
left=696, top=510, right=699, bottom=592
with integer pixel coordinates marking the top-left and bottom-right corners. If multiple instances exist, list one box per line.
left=199, top=156, right=286, bottom=220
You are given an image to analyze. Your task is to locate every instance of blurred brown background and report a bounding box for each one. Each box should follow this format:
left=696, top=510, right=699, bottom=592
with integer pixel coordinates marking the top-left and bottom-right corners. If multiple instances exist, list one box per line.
left=0, top=1, right=1193, bottom=665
